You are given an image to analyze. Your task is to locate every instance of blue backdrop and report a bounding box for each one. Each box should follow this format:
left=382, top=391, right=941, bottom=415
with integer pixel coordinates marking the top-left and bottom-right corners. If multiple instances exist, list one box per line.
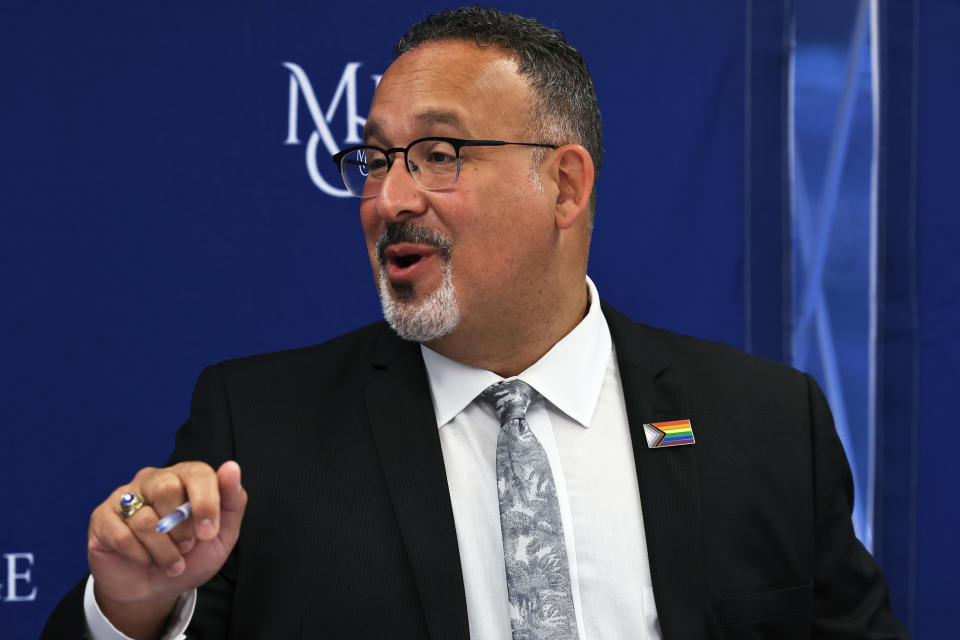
left=1, top=1, right=954, bottom=637
left=873, top=1, right=960, bottom=636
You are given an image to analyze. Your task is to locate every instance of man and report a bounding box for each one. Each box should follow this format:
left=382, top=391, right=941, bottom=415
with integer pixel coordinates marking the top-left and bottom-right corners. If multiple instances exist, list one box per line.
left=44, top=7, right=909, bottom=640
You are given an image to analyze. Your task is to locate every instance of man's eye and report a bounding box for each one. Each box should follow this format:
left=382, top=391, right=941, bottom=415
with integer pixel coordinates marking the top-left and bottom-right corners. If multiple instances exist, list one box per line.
left=368, top=157, right=389, bottom=171
left=424, top=151, right=456, bottom=165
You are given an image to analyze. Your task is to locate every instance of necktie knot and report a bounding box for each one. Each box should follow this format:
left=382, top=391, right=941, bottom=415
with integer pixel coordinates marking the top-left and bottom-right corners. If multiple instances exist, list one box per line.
left=481, top=379, right=538, bottom=425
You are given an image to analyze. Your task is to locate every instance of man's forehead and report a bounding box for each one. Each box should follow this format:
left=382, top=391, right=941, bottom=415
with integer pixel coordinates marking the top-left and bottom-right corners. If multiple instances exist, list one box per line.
left=364, top=42, right=528, bottom=143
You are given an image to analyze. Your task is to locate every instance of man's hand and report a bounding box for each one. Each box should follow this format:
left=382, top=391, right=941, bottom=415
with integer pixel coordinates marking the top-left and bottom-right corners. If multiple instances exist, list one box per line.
left=87, top=461, right=247, bottom=639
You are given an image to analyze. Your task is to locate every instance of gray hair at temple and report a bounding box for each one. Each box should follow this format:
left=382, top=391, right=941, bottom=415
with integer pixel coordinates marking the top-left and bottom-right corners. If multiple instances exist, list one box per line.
left=394, top=6, right=604, bottom=215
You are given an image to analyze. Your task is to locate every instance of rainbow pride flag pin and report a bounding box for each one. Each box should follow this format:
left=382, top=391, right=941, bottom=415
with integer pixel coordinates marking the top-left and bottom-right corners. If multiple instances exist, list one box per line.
left=643, top=419, right=695, bottom=448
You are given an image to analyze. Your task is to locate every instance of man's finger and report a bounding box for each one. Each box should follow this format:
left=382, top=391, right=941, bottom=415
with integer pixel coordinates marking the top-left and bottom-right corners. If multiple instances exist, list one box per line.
left=143, top=462, right=220, bottom=542
left=89, top=503, right=153, bottom=569
left=138, top=471, right=190, bottom=545
left=216, top=461, right=246, bottom=544
left=123, top=506, right=186, bottom=576
left=174, top=461, right=220, bottom=541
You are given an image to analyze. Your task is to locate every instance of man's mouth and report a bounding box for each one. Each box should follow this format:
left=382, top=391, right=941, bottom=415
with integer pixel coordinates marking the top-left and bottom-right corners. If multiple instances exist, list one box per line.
left=392, top=253, right=422, bottom=269
left=375, top=222, right=452, bottom=283
left=383, top=243, right=438, bottom=280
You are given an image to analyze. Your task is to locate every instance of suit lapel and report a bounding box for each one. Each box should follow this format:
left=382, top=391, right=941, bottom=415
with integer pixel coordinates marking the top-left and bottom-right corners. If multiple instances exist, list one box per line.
left=364, top=330, right=470, bottom=639
left=603, top=302, right=708, bottom=639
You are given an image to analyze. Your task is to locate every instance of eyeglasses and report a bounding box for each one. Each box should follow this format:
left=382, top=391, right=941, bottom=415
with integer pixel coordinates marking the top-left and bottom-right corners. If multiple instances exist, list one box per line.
left=331, top=136, right=558, bottom=198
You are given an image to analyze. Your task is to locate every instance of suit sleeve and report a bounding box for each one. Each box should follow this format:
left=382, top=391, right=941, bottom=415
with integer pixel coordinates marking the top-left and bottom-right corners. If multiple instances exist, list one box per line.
left=807, top=373, right=911, bottom=639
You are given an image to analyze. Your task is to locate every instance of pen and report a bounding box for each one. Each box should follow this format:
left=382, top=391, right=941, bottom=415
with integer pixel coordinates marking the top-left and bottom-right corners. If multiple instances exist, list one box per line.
left=156, top=501, right=193, bottom=533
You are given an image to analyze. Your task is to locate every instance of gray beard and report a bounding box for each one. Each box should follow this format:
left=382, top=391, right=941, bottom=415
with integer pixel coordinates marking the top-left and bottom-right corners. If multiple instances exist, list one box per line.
left=379, top=260, right=460, bottom=343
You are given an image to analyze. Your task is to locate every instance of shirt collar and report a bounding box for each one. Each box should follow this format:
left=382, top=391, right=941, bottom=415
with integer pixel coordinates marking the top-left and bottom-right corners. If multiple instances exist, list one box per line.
left=421, top=276, right=612, bottom=429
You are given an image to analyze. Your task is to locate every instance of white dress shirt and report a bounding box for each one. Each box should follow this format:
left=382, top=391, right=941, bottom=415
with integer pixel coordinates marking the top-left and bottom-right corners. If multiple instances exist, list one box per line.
left=424, top=277, right=661, bottom=639
left=85, top=277, right=661, bottom=640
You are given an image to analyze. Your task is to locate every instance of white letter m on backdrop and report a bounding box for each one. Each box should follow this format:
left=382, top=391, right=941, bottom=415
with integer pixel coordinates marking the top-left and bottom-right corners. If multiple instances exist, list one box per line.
left=284, top=62, right=381, bottom=198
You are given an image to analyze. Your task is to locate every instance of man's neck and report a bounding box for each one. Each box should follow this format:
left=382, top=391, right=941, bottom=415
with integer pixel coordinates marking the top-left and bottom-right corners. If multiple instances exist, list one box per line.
left=424, top=283, right=590, bottom=377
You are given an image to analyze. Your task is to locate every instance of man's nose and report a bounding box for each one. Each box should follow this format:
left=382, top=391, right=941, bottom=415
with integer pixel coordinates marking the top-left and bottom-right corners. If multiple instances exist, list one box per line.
left=375, top=156, right=427, bottom=221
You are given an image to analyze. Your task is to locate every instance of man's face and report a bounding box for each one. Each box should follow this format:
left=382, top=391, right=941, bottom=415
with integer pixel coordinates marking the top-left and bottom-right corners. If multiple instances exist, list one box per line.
left=361, top=40, right=557, bottom=346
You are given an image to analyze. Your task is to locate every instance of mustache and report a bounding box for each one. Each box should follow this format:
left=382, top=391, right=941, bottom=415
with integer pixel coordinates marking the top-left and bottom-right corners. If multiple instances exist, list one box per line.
left=376, top=222, right=453, bottom=266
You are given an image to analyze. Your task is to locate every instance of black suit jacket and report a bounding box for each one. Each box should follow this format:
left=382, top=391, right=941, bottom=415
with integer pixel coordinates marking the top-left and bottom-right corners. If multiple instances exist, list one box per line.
left=44, top=303, right=909, bottom=639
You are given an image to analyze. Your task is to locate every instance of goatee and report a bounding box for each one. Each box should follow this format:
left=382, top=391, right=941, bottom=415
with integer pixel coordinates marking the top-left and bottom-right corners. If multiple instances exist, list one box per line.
left=376, top=222, right=460, bottom=342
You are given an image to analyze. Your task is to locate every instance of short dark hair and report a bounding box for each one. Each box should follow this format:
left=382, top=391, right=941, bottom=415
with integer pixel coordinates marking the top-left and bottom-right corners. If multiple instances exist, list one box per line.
left=395, top=7, right=603, bottom=213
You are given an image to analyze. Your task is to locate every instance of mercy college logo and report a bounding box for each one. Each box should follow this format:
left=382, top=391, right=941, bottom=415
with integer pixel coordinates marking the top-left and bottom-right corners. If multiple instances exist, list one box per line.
left=284, top=62, right=382, bottom=197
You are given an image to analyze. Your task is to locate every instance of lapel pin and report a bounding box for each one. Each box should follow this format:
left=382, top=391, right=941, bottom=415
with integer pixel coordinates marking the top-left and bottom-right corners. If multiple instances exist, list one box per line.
left=643, top=419, right=695, bottom=448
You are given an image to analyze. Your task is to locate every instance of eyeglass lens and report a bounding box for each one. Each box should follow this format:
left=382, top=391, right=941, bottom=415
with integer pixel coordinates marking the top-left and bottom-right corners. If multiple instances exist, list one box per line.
left=339, top=139, right=461, bottom=197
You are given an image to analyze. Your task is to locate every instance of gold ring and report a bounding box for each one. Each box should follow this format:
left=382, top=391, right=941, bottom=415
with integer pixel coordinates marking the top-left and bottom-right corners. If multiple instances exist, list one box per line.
left=119, top=492, right=146, bottom=520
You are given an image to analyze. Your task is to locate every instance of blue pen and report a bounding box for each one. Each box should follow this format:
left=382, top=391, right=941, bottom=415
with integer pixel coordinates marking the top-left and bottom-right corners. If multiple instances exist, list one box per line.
left=156, top=501, right=193, bottom=533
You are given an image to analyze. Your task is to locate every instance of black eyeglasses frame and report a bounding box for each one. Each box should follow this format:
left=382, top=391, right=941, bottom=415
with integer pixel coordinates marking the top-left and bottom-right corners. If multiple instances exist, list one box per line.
left=331, top=136, right=559, bottom=198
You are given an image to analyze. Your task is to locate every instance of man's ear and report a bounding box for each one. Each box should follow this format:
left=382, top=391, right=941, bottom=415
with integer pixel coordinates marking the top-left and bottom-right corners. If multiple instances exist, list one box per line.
left=548, top=144, right=594, bottom=230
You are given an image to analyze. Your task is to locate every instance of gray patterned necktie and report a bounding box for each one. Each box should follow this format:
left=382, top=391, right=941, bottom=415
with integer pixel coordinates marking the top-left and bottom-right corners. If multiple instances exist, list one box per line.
left=481, top=380, right=579, bottom=640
